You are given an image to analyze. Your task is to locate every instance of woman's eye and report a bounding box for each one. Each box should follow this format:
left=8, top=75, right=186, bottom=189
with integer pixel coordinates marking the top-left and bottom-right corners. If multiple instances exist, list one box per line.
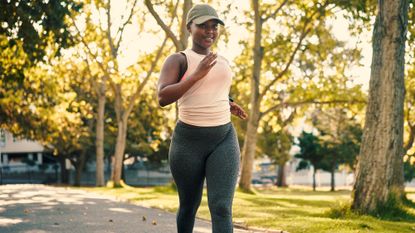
left=196, top=24, right=218, bottom=31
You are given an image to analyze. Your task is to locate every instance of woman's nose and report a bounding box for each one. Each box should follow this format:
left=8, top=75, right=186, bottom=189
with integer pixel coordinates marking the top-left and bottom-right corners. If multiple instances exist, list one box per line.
left=205, top=27, right=215, bottom=34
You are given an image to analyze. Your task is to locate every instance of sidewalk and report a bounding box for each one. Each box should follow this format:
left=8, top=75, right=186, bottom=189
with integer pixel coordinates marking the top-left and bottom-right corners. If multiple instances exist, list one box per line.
left=0, top=184, right=268, bottom=233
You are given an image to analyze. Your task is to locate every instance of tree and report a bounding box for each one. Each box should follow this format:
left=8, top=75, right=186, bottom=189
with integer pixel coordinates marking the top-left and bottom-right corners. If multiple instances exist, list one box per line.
left=0, top=0, right=81, bottom=138
left=257, top=112, right=295, bottom=187
left=402, top=0, right=415, bottom=186
left=295, top=131, right=326, bottom=191
left=0, top=0, right=81, bottom=63
left=145, top=0, right=191, bottom=52
left=261, top=127, right=293, bottom=187
left=237, top=0, right=366, bottom=191
left=51, top=57, right=99, bottom=185
left=352, top=0, right=409, bottom=213
left=69, top=0, right=172, bottom=186
left=312, top=108, right=363, bottom=191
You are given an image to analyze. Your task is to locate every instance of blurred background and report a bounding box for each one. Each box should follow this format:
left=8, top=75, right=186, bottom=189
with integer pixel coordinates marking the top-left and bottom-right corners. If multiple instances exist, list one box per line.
left=0, top=0, right=414, bottom=192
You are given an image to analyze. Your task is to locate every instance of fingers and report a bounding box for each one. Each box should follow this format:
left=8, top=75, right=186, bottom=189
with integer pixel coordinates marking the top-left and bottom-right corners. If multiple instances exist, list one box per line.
left=193, top=52, right=218, bottom=80
left=202, top=52, right=217, bottom=67
left=238, top=109, right=247, bottom=119
left=209, top=60, right=217, bottom=67
left=230, top=103, right=248, bottom=120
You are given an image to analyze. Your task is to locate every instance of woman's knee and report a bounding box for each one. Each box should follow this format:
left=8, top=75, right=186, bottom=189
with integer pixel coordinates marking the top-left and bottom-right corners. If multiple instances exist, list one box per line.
left=179, top=200, right=201, bottom=217
left=209, top=199, right=232, bottom=217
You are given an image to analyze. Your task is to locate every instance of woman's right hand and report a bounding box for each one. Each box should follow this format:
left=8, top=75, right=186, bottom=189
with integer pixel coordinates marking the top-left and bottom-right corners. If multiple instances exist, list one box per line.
left=157, top=52, right=217, bottom=107
left=191, top=52, right=217, bottom=81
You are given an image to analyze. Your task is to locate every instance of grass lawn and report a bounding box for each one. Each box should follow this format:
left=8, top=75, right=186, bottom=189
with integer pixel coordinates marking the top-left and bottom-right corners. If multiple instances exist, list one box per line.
left=80, top=185, right=415, bottom=233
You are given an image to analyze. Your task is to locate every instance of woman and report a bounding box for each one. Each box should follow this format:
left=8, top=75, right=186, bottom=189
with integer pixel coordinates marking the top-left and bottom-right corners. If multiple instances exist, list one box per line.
left=157, top=3, right=247, bottom=233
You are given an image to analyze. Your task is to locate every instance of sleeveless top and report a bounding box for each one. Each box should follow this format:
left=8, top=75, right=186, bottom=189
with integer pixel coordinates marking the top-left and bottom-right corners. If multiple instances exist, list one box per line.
left=178, top=49, right=232, bottom=127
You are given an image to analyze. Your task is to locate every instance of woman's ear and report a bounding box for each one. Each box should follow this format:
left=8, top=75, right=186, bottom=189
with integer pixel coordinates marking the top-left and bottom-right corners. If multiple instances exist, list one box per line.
left=187, top=23, right=192, bottom=33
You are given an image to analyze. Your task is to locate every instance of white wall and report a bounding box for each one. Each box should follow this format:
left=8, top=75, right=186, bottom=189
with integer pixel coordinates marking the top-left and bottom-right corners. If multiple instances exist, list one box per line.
left=0, top=130, right=44, bottom=153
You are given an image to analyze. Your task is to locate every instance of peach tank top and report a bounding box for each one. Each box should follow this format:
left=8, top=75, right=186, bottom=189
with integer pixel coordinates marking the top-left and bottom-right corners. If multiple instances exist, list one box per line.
left=178, top=49, right=232, bottom=127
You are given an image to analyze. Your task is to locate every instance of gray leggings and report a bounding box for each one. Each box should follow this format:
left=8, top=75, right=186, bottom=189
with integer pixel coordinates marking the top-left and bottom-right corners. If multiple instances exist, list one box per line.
left=169, top=120, right=240, bottom=233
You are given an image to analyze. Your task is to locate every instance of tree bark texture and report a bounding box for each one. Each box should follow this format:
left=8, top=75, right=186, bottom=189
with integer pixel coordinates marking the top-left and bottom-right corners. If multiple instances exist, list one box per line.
left=330, top=161, right=335, bottom=192
left=312, top=166, right=316, bottom=191
left=238, top=0, right=263, bottom=191
left=59, top=156, right=69, bottom=184
left=352, top=0, right=408, bottom=213
left=95, top=81, right=106, bottom=187
left=74, top=150, right=87, bottom=187
left=239, top=106, right=261, bottom=190
left=276, top=163, right=288, bottom=187
left=111, top=118, right=128, bottom=187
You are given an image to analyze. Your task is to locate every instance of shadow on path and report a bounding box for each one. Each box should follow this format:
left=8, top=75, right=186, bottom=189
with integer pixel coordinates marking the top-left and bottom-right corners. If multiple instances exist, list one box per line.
left=0, top=184, right=255, bottom=233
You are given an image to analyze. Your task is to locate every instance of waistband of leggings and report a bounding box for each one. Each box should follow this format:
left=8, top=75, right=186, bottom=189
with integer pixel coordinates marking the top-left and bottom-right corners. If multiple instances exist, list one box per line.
left=176, top=120, right=231, bottom=129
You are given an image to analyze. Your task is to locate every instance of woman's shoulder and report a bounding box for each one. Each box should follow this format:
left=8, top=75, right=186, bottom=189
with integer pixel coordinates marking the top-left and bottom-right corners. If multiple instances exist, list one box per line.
left=163, top=52, right=187, bottom=68
left=165, top=52, right=186, bottom=63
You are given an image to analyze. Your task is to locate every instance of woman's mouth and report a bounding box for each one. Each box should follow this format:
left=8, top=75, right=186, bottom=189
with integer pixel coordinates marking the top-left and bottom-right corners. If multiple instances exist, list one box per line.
left=205, top=37, right=214, bottom=43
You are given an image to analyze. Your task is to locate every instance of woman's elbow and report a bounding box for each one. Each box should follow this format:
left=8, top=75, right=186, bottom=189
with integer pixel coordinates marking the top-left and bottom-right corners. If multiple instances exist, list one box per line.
left=158, top=95, right=169, bottom=107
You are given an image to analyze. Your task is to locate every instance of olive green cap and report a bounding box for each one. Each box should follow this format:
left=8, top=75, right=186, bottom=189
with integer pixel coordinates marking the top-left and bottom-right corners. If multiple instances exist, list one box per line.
left=186, top=4, right=225, bottom=26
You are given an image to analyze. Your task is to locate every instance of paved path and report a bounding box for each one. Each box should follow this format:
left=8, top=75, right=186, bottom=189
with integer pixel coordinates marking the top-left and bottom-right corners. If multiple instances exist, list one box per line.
left=0, top=185, right=273, bottom=233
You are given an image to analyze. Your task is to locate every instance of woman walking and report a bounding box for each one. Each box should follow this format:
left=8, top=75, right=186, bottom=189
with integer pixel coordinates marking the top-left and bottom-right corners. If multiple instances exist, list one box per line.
left=157, top=4, right=247, bottom=233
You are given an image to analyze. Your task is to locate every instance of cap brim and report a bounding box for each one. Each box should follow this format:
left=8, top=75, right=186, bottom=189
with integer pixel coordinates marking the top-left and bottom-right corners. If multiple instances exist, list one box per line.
left=193, top=15, right=225, bottom=26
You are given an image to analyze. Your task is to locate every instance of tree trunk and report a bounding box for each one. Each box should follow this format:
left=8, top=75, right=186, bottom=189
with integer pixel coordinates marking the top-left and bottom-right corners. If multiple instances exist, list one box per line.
left=276, top=163, right=287, bottom=187
left=121, top=158, right=126, bottom=183
left=239, top=108, right=260, bottom=191
left=74, top=150, right=87, bottom=187
left=312, top=166, right=316, bottom=191
left=352, top=0, right=408, bottom=213
left=179, top=0, right=191, bottom=51
left=111, top=118, right=128, bottom=187
left=59, top=156, right=69, bottom=184
left=238, top=0, right=263, bottom=192
left=110, top=155, right=114, bottom=181
left=330, top=161, right=335, bottom=192
left=96, top=81, right=106, bottom=187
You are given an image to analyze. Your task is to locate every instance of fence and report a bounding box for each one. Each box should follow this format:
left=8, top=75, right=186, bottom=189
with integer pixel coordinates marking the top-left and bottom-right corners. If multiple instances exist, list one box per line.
left=0, top=164, right=59, bottom=185
left=0, top=162, right=173, bottom=187
left=70, top=163, right=173, bottom=186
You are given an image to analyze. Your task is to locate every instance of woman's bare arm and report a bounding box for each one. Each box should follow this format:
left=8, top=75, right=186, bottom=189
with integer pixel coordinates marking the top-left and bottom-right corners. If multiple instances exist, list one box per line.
left=157, top=52, right=217, bottom=107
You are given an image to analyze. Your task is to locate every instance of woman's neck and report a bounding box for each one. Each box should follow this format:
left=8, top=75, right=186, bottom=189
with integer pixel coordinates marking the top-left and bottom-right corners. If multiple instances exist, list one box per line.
left=191, top=45, right=210, bottom=55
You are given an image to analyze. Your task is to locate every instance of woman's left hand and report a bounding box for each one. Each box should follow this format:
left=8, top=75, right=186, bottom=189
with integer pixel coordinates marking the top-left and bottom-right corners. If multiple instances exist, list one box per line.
left=230, top=102, right=248, bottom=120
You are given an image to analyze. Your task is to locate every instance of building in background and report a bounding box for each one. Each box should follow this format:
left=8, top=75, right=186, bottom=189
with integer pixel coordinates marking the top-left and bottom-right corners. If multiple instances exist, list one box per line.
left=0, top=129, right=58, bottom=184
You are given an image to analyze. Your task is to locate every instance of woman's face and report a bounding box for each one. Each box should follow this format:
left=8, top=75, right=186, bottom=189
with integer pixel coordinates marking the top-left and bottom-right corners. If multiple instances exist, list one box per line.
left=188, top=19, right=220, bottom=49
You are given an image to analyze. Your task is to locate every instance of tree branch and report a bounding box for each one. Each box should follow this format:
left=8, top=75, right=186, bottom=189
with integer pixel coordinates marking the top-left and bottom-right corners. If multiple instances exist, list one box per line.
left=84, top=58, right=100, bottom=95
left=260, top=26, right=311, bottom=100
left=144, top=0, right=181, bottom=50
left=404, top=106, right=415, bottom=154
left=115, top=0, right=138, bottom=53
left=179, top=0, right=191, bottom=51
left=404, top=123, right=415, bottom=154
left=125, top=36, right=168, bottom=118
left=114, top=83, right=123, bottom=123
left=260, top=99, right=367, bottom=118
left=282, top=109, right=296, bottom=126
left=259, top=3, right=327, bottom=100
left=106, top=0, right=117, bottom=58
left=262, top=0, right=289, bottom=22
left=124, top=2, right=177, bottom=118
left=70, top=14, right=111, bottom=79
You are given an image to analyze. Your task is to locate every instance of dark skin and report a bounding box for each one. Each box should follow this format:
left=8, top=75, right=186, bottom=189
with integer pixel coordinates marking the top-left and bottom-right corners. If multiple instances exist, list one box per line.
left=157, top=19, right=247, bottom=120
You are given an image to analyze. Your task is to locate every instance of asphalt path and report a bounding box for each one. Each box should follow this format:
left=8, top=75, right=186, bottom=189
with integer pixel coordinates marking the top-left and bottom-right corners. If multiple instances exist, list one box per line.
left=0, top=185, right=284, bottom=233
